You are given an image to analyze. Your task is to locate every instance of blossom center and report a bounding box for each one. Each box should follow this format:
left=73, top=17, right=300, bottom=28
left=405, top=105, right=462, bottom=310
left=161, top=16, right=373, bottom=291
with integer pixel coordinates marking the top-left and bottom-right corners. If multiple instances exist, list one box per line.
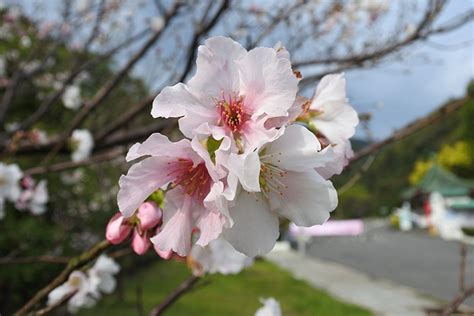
left=216, top=93, right=248, bottom=133
left=259, top=162, right=288, bottom=198
left=168, top=159, right=212, bottom=201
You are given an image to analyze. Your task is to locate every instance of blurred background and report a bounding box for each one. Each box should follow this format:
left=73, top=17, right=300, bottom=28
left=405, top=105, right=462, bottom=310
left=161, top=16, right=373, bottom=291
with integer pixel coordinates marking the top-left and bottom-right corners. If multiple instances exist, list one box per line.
left=0, top=0, right=473, bottom=315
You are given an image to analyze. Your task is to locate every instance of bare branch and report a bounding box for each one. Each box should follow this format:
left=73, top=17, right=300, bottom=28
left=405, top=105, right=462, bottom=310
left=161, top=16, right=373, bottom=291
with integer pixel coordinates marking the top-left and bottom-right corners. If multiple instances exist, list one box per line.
left=148, top=275, right=200, bottom=316
left=15, top=239, right=111, bottom=316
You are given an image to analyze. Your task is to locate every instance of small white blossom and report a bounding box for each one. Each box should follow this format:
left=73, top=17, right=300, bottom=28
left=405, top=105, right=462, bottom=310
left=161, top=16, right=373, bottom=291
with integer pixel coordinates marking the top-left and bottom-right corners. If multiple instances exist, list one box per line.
left=47, top=271, right=96, bottom=313
left=16, top=179, right=49, bottom=215
left=190, top=237, right=253, bottom=276
left=62, top=85, right=82, bottom=110
left=20, top=36, right=32, bottom=48
left=0, top=163, right=22, bottom=219
left=150, top=17, right=164, bottom=32
left=88, top=255, right=120, bottom=295
left=47, top=256, right=120, bottom=313
left=255, top=298, right=282, bottom=316
left=71, top=129, right=94, bottom=162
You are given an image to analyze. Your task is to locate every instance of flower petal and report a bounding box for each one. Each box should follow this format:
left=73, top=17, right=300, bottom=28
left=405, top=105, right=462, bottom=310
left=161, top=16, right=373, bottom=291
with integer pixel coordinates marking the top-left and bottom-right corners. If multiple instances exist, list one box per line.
left=238, top=47, right=298, bottom=118
left=188, top=36, right=246, bottom=103
left=227, top=152, right=261, bottom=192
left=223, top=192, right=279, bottom=257
left=117, top=156, right=175, bottom=217
left=150, top=191, right=193, bottom=256
left=105, top=213, right=132, bottom=244
left=263, top=124, right=322, bottom=172
left=268, top=170, right=337, bottom=227
left=137, top=201, right=162, bottom=231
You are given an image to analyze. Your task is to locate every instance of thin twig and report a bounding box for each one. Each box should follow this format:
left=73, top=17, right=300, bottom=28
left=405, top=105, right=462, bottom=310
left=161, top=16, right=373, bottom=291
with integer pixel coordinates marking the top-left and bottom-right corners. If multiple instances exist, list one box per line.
left=24, top=148, right=125, bottom=176
left=350, top=97, right=466, bottom=164
left=148, top=275, right=200, bottom=316
left=0, top=255, right=69, bottom=265
left=459, top=243, right=467, bottom=293
left=441, top=284, right=474, bottom=316
left=35, top=290, right=77, bottom=316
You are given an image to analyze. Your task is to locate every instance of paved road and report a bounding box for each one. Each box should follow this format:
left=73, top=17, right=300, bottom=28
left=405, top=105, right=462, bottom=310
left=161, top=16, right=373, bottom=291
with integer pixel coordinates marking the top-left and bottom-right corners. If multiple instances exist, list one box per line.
left=306, top=222, right=474, bottom=306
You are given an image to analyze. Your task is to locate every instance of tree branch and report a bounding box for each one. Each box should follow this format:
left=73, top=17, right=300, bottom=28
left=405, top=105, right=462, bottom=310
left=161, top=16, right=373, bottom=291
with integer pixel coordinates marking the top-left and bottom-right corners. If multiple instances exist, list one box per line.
left=148, top=275, right=200, bottom=316
left=14, top=239, right=111, bottom=316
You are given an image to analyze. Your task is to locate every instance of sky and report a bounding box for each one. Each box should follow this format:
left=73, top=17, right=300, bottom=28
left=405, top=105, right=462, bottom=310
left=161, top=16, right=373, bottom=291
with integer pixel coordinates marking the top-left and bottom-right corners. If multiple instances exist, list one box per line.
left=345, top=1, right=474, bottom=140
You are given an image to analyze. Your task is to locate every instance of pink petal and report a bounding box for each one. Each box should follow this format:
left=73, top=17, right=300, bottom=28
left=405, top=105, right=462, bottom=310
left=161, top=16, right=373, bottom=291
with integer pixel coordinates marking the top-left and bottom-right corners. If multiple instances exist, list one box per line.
left=106, top=213, right=132, bottom=244
left=150, top=193, right=193, bottom=257
left=137, top=202, right=162, bottom=231
left=132, top=230, right=151, bottom=255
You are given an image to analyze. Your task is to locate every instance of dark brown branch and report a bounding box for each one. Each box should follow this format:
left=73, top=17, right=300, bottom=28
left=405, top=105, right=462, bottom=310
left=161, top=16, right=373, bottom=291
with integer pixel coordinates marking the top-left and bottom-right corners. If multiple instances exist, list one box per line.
left=293, top=0, right=449, bottom=69
left=441, top=284, right=474, bottom=316
left=0, top=255, right=69, bottom=265
left=41, top=2, right=182, bottom=165
left=178, top=0, right=230, bottom=82
left=24, top=148, right=125, bottom=176
left=148, top=275, right=200, bottom=316
left=14, top=239, right=111, bottom=316
left=94, top=94, right=156, bottom=142
left=350, top=97, right=466, bottom=164
left=14, top=28, right=151, bottom=133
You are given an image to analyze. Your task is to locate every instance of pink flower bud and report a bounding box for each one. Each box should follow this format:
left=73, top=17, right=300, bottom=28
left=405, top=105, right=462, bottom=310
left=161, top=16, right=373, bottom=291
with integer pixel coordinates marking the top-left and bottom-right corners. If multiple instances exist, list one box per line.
left=132, top=230, right=151, bottom=255
left=106, top=213, right=132, bottom=244
left=137, top=202, right=162, bottom=231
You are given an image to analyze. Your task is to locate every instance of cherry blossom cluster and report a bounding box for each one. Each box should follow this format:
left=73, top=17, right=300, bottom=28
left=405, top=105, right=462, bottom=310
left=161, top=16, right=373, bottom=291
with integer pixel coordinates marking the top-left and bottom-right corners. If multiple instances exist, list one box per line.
left=115, top=36, right=358, bottom=259
left=47, top=255, right=120, bottom=313
left=0, top=163, right=49, bottom=219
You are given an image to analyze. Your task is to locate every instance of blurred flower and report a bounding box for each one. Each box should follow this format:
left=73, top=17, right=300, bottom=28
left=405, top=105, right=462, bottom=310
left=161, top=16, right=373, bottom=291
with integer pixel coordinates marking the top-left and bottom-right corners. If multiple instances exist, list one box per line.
left=150, top=17, right=164, bottom=32
left=189, top=236, right=253, bottom=276
left=62, top=85, right=82, bottom=110
left=118, top=133, right=232, bottom=256
left=0, top=56, right=5, bottom=77
left=70, top=129, right=94, bottom=162
left=20, top=36, right=31, bottom=48
left=48, top=256, right=120, bottom=313
left=88, top=255, right=120, bottom=295
left=106, top=201, right=163, bottom=255
left=223, top=125, right=337, bottom=256
left=0, top=163, right=22, bottom=219
left=307, top=73, right=359, bottom=178
left=151, top=36, right=299, bottom=152
left=255, top=298, right=282, bottom=316
left=15, top=177, right=49, bottom=215
left=47, top=271, right=96, bottom=313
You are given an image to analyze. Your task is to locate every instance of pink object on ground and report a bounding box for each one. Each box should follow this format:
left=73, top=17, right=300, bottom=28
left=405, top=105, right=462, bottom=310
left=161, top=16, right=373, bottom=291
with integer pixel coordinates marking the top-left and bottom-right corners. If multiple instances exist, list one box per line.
left=289, top=220, right=364, bottom=237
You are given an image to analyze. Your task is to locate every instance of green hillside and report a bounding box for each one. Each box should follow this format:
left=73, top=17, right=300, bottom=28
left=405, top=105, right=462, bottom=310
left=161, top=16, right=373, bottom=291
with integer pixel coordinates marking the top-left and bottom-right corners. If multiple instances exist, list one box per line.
left=334, top=82, right=474, bottom=218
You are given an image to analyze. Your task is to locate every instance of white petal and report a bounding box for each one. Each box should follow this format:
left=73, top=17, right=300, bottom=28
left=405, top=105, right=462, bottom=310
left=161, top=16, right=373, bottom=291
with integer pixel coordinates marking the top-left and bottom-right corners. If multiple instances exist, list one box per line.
left=311, top=73, right=358, bottom=143
left=263, top=124, right=322, bottom=172
left=151, top=83, right=202, bottom=118
left=188, top=36, right=246, bottom=103
left=117, top=157, right=175, bottom=217
left=227, top=152, right=261, bottom=192
left=238, top=47, right=298, bottom=118
left=126, top=133, right=198, bottom=162
left=269, top=170, right=337, bottom=226
left=223, top=191, right=279, bottom=257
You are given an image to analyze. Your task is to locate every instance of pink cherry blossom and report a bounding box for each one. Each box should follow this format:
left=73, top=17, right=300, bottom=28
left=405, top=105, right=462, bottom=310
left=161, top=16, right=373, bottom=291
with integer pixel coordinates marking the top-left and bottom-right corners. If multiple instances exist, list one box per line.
left=151, top=36, right=299, bottom=152
left=223, top=125, right=338, bottom=256
left=117, top=133, right=232, bottom=256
